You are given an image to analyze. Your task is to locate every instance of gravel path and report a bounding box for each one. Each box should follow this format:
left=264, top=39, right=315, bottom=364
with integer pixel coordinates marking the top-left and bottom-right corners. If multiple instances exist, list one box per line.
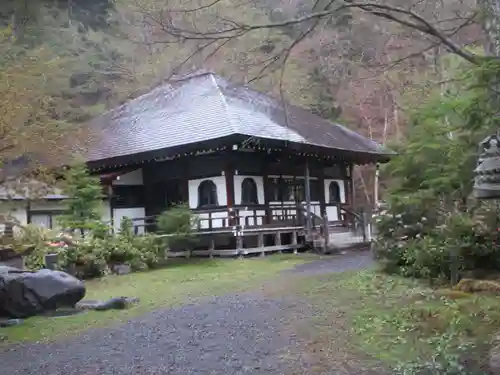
left=0, top=252, right=373, bottom=375
left=288, top=252, right=374, bottom=276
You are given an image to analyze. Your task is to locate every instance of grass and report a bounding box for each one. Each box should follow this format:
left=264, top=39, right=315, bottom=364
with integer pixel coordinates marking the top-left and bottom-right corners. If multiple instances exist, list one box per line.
left=293, top=268, right=500, bottom=372
left=2, top=254, right=312, bottom=344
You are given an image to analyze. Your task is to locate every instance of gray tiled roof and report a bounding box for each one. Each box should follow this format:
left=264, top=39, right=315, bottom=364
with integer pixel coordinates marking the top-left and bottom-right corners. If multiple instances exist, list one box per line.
left=83, top=71, right=392, bottom=162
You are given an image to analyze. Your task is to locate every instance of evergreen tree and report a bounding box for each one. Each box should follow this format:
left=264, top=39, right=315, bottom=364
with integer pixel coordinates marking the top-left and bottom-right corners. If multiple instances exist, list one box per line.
left=58, top=163, right=103, bottom=236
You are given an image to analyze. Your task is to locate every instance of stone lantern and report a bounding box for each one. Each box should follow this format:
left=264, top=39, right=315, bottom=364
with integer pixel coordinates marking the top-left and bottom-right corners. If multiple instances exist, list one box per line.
left=473, top=133, right=500, bottom=199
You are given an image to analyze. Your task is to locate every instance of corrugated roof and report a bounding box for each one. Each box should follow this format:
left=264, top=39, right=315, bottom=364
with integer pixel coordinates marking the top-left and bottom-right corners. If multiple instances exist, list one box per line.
left=82, top=71, right=393, bottom=162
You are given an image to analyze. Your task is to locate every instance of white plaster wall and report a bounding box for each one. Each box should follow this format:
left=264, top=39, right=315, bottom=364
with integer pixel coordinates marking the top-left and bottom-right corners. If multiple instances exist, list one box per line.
left=112, top=169, right=143, bottom=186
left=109, top=169, right=144, bottom=233
left=234, top=175, right=264, bottom=205
left=188, top=176, right=227, bottom=209
left=324, top=179, right=347, bottom=222
left=0, top=198, right=142, bottom=234
left=324, top=179, right=346, bottom=204
left=326, top=206, right=339, bottom=222
left=113, top=207, right=146, bottom=234
left=303, top=202, right=321, bottom=217
left=99, top=200, right=112, bottom=224
left=0, top=201, right=28, bottom=235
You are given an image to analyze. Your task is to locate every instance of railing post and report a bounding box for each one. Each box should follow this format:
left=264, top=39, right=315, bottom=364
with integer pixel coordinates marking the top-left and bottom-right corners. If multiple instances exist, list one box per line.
left=361, top=210, right=372, bottom=242
left=291, top=230, right=298, bottom=254
left=236, top=225, right=244, bottom=257
left=257, top=233, right=264, bottom=248
left=275, top=231, right=282, bottom=246
left=209, top=238, right=215, bottom=259
left=322, top=214, right=329, bottom=248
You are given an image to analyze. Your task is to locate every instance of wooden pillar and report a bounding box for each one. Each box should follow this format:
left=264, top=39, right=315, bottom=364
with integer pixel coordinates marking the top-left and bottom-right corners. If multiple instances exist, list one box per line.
left=291, top=230, right=298, bottom=254
left=262, top=159, right=272, bottom=224
left=224, top=163, right=235, bottom=226
left=257, top=233, right=264, bottom=248
left=181, top=158, right=190, bottom=204
left=274, top=231, right=282, bottom=254
left=236, top=230, right=244, bottom=257
left=374, top=163, right=380, bottom=209
left=304, top=158, right=312, bottom=241
left=208, top=238, right=215, bottom=259
left=318, top=167, right=326, bottom=217
left=349, top=164, right=356, bottom=211
left=224, top=165, right=235, bottom=208
left=106, top=184, right=115, bottom=231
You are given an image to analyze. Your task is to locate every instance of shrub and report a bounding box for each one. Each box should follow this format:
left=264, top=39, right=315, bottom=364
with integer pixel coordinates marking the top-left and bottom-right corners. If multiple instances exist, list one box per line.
left=16, top=205, right=196, bottom=278
left=58, top=218, right=167, bottom=278
left=14, top=224, right=58, bottom=270
left=156, top=204, right=199, bottom=251
left=373, top=202, right=500, bottom=282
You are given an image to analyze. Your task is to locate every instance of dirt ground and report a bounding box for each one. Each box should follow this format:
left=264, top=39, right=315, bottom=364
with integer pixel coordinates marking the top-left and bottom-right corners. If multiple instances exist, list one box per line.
left=0, top=252, right=384, bottom=375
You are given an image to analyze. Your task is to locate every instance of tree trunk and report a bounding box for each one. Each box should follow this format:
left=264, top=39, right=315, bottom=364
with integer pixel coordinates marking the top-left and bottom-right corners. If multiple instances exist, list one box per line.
left=479, top=0, right=500, bottom=56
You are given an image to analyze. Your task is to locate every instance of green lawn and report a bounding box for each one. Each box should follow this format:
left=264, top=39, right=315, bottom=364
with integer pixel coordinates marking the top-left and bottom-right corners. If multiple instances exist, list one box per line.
left=2, top=254, right=311, bottom=344
left=294, top=268, right=500, bottom=373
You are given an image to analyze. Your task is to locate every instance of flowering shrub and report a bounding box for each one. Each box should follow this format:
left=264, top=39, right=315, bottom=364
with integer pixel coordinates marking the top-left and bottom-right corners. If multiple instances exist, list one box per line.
left=373, top=201, right=500, bottom=281
left=60, top=220, right=165, bottom=279
left=16, top=221, right=164, bottom=278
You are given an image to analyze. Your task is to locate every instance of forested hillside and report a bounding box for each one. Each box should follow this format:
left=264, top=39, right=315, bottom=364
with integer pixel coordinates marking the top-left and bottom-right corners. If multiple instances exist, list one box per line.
left=0, top=0, right=488, bottom=196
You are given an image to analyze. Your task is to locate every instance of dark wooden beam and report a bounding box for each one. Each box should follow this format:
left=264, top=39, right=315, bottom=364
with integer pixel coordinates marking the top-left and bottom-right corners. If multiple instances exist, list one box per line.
left=224, top=159, right=235, bottom=226
left=224, top=165, right=235, bottom=208
left=304, top=158, right=312, bottom=240
left=262, top=162, right=271, bottom=225
left=349, top=164, right=356, bottom=211
left=318, top=167, right=326, bottom=218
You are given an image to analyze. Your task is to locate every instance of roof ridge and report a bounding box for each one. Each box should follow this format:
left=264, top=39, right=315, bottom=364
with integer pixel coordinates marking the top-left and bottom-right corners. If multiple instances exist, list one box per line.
left=170, top=69, right=215, bottom=83
left=209, top=73, right=239, bottom=134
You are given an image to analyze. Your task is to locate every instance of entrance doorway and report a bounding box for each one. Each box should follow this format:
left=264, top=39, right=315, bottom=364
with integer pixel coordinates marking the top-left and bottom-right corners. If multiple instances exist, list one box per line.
left=164, top=178, right=184, bottom=208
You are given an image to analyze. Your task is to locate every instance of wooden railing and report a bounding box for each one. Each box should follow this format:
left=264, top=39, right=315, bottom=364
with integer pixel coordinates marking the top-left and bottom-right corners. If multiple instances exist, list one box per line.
left=130, top=203, right=308, bottom=234
left=339, top=205, right=372, bottom=242
left=129, top=203, right=365, bottom=241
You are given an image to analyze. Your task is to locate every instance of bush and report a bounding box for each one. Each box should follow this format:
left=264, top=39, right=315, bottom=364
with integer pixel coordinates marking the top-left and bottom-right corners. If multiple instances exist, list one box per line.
left=57, top=218, right=166, bottom=278
left=14, top=224, right=58, bottom=270
left=16, top=206, right=197, bottom=279
left=156, top=204, right=199, bottom=252
left=373, top=202, right=500, bottom=282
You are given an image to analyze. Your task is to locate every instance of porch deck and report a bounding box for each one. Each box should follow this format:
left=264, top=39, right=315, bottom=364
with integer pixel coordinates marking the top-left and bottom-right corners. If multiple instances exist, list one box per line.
left=132, top=203, right=372, bottom=257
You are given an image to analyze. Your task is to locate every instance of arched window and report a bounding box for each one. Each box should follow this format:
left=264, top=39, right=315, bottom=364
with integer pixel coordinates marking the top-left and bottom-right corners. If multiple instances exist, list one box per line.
left=198, top=180, right=218, bottom=207
left=329, top=181, right=341, bottom=203
left=241, top=177, right=258, bottom=204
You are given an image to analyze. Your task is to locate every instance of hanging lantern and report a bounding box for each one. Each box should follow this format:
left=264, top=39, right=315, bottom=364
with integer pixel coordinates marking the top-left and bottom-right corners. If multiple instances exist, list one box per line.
left=473, top=133, right=500, bottom=199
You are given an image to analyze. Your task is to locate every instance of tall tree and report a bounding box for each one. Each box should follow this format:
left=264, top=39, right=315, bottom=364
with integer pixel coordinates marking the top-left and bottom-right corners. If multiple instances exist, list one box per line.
left=58, top=163, right=104, bottom=236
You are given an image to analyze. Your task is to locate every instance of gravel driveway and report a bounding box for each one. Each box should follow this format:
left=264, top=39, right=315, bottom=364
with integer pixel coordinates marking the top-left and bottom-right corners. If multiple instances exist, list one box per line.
left=0, top=252, right=374, bottom=375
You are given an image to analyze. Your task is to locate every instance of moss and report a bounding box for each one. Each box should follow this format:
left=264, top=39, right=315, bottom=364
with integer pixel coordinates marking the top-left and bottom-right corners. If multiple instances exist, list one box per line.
left=434, top=289, right=472, bottom=300
left=292, top=269, right=500, bottom=371
left=455, top=278, right=500, bottom=294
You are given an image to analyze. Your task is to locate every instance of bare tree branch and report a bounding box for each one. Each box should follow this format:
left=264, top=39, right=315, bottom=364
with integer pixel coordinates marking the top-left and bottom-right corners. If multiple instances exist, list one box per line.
left=137, top=1, right=480, bottom=64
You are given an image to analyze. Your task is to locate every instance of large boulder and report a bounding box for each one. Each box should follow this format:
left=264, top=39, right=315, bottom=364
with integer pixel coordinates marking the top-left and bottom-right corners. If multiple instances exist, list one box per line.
left=0, top=266, right=86, bottom=319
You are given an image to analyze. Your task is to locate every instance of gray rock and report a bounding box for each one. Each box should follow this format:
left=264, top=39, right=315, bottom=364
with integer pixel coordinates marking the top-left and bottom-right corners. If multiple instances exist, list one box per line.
left=0, top=267, right=86, bottom=319
left=76, top=297, right=139, bottom=311
left=110, top=264, right=131, bottom=275
left=0, top=318, right=22, bottom=327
